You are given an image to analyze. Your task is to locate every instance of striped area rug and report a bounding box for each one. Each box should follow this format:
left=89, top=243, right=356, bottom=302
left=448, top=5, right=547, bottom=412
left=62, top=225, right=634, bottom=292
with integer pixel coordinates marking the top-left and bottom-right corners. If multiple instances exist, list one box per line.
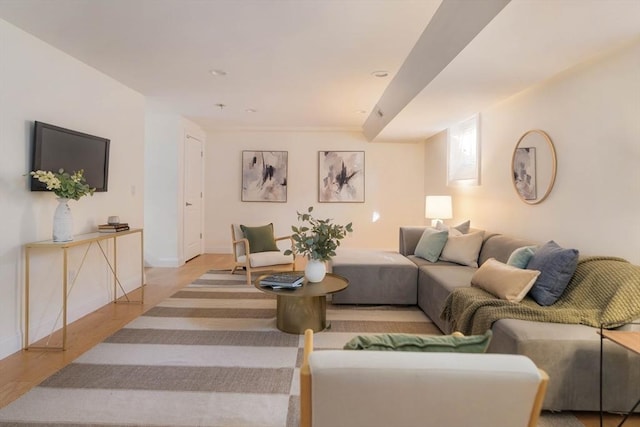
left=0, top=271, right=580, bottom=427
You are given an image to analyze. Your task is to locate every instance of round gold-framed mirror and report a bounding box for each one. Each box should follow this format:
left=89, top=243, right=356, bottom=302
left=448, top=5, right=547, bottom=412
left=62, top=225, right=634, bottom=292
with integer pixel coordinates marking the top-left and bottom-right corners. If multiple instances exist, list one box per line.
left=511, top=130, right=557, bottom=205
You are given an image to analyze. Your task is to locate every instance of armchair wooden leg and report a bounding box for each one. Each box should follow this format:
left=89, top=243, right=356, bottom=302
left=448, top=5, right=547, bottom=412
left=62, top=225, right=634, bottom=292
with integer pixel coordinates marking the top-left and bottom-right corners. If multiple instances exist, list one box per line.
left=300, top=329, right=313, bottom=427
left=245, top=265, right=252, bottom=286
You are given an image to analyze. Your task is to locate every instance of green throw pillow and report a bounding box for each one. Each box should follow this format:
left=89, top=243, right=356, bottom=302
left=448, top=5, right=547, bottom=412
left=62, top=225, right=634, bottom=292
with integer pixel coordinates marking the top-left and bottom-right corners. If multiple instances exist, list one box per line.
left=240, top=223, right=279, bottom=253
left=343, top=330, right=492, bottom=353
left=507, top=246, right=537, bottom=269
left=414, top=227, right=449, bottom=262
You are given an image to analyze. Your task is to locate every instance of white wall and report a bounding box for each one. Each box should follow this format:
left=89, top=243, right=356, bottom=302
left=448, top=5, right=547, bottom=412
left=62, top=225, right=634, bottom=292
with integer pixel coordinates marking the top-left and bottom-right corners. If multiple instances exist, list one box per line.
left=205, top=130, right=425, bottom=253
left=0, top=19, right=145, bottom=359
left=425, top=40, right=640, bottom=264
left=144, top=113, right=205, bottom=267
left=144, top=113, right=180, bottom=266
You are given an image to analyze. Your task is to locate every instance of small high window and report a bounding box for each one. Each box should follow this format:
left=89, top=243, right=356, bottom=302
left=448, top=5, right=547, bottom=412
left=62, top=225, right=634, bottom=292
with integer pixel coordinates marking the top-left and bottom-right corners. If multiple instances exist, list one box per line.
left=447, top=113, right=480, bottom=186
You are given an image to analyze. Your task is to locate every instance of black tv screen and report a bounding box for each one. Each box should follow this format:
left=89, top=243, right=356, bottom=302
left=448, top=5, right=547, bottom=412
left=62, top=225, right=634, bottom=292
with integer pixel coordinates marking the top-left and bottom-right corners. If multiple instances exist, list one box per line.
left=31, top=121, right=110, bottom=192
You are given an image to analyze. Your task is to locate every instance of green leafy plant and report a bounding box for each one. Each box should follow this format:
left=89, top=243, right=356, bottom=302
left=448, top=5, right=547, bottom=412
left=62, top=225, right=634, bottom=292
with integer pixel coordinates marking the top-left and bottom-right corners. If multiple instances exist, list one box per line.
left=284, top=206, right=353, bottom=261
left=30, top=169, right=95, bottom=201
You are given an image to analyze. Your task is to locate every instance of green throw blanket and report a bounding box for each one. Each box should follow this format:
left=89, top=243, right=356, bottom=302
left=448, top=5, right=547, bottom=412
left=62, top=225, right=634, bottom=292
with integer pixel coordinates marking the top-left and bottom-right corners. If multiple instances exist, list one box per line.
left=440, top=256, right=640, bottom=335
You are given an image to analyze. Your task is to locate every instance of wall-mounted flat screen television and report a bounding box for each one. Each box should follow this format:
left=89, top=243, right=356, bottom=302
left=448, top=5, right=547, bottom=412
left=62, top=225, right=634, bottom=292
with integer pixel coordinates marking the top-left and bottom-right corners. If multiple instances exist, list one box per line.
left=31, top=121, right=110, bottom=192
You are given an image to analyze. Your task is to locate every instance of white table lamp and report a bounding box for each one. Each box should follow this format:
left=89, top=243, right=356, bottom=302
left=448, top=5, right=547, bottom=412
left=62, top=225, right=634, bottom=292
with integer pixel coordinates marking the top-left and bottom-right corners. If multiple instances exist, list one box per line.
left=425, top=195, right=452, bottom=227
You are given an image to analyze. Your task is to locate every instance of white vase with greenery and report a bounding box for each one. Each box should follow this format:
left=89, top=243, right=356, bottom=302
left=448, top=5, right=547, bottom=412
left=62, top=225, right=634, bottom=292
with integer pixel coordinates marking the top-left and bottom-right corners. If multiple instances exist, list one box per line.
left=284, top=207, right=353, bottom=283
left=52, top=198, right=73, bottom=242
left=30, top=169, right=95, bottom=242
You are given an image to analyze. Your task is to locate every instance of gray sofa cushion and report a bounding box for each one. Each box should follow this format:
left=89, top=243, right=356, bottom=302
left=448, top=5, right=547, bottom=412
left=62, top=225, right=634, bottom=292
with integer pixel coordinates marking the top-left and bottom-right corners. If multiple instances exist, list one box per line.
left=478, top=234, right=538, bottom=265
left=489, top=318, right=640, bottom=412
left=399, top=226, right=429, bottom=256
left=331, top=250, right=418, bottom=305
left=417, top=264, right=476, bottom=333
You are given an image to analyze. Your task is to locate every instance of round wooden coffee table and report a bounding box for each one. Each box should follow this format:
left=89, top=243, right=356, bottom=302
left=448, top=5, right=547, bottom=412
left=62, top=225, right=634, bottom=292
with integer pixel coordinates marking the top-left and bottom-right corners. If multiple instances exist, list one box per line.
left=254, top=272, right=349, bottom=334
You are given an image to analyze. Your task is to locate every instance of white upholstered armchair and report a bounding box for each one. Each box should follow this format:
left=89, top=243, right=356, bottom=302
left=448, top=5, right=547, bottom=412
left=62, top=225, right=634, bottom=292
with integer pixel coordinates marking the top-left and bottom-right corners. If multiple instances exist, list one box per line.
left=230, top=223, right=295, bottom=285
left=300, top=329, right=548, bottom=427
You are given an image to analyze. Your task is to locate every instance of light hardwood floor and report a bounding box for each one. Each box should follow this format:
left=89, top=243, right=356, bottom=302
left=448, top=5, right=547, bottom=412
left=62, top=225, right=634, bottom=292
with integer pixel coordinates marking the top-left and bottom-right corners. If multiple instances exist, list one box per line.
left=0, top=253, right=637, bottom=427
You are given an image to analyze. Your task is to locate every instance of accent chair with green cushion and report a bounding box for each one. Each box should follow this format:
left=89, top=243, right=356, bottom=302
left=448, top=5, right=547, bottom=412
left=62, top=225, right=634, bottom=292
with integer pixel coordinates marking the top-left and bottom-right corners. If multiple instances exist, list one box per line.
left=230, top=223, right=294, bottom=285
left=240, top=223, right=280, bottom=253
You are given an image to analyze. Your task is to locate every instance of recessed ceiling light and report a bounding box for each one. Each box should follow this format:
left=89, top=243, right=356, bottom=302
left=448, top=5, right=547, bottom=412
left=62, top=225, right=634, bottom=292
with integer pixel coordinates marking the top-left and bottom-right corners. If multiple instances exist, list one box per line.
left=209, top=69, right=227, bottom=76
left=245, top=108, right=257, bottom=113
left=371, top=70, right=389, bottom=78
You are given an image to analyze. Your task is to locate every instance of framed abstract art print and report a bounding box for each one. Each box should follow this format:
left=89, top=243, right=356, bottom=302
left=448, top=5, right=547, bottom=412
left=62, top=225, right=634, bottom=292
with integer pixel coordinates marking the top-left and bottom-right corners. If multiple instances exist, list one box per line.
left=318, top=151, right=365, bottom=203
left=241, top=151, right=288, bottom=202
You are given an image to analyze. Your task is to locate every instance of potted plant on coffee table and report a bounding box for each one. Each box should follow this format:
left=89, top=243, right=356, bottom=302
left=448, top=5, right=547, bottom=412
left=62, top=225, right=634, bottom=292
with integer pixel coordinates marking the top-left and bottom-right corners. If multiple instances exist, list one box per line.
left=284, top=206, right=353, bottom=282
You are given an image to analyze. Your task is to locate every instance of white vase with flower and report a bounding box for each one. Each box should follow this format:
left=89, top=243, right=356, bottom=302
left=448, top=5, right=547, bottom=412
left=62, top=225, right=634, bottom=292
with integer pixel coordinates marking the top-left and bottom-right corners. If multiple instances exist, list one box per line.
left=30, top=169, right=95, bottom=242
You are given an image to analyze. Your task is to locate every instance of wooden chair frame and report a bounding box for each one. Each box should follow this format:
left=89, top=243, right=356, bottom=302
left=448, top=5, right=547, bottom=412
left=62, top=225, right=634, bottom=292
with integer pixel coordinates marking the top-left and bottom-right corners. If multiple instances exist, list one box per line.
left=300, top=329, right=548, bottom=427
left=230, top=224, right=295, bottom=285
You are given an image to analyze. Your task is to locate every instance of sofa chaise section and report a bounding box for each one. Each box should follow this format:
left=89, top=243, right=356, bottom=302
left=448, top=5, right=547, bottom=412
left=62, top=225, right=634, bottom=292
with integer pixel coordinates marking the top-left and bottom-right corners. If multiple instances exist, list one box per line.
left=330, top=249, right=417, bottom=305
left=331, top=226, right=640, bottom=412
left=490, top=318, right=640, bottom=411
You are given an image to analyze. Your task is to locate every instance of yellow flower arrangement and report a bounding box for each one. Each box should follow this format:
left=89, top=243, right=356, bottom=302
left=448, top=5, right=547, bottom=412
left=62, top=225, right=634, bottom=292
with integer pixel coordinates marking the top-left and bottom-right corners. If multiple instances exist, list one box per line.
left=30, top=169, right=95, bottom=201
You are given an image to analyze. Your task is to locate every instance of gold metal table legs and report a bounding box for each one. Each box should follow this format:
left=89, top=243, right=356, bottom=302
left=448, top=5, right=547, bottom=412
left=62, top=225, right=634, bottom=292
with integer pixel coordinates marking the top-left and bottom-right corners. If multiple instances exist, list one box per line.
left=24, top=229, right=145, bottom=351
left=276, top=295, right=327, bottom=334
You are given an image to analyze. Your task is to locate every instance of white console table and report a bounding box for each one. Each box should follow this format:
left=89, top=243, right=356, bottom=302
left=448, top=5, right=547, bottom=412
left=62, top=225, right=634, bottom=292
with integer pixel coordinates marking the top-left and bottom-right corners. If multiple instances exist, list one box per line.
left=24, top=228, right=145, bottom=351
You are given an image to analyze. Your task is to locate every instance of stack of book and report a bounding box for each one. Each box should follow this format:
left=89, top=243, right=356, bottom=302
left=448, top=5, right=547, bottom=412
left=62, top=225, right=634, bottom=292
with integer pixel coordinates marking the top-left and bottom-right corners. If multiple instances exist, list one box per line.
left=98, top=223, right=130, bottom=233
left=259, top=272, right=305, bottom=289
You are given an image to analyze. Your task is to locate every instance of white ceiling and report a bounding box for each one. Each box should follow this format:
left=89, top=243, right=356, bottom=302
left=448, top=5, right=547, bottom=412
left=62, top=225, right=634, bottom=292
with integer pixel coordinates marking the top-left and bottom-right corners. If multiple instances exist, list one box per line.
left=0, top=0, right=639, bottom=142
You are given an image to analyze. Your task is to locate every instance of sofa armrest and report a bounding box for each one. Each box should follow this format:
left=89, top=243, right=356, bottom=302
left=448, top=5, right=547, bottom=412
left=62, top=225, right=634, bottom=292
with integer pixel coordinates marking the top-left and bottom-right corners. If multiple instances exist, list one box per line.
left=399, top=226, right=427, bottom=256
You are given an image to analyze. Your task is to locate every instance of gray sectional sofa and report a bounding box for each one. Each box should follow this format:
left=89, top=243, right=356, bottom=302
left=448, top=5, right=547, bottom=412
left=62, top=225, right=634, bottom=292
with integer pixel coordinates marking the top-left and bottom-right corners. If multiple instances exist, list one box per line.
left=330, top=226, right=640, bottom=412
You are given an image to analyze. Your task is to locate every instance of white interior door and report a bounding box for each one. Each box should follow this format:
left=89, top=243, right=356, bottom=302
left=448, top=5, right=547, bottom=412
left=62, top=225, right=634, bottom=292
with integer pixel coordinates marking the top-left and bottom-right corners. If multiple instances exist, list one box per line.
left=183, top=134, right=203, bottom=261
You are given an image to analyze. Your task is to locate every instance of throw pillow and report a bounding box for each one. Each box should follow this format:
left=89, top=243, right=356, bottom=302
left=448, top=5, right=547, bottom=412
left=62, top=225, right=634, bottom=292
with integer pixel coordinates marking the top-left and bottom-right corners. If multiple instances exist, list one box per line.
left=471, top=258, right=541, bottom=302
left=343, top=330, right=492, bottom=353
left=240, top=223, right=279, bottom=253
left=436, top=220, right=471, bottom=234
left=439, top=230, right=484, bottom=267
left=414, top=227, right=449, bottom=262
left=527, top=241, right=579, bottom=306
left=507, top=246, right=537, bottom=269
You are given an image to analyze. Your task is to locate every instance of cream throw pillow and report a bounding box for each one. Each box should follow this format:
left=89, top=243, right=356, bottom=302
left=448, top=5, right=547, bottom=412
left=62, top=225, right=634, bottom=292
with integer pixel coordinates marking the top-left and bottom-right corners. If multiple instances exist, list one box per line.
left=439, top=230, right=484, bottom=267
left=471, top=258, right=541, bottom=302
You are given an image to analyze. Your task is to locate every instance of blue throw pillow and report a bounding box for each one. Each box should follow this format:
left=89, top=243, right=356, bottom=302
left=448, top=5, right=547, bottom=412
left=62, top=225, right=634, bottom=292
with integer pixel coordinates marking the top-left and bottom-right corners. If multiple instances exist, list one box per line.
left=527, top=241, right=579, bottom=306
left=507, top=246, right=537, bottom=269
left=414, top=227, right=448, bottom=262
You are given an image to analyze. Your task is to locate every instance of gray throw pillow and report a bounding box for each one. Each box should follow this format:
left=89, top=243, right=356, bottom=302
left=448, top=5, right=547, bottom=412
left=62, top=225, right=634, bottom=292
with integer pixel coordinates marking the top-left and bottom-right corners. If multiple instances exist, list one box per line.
left=436, top=220, right=471, bottom=234
left=453, top=220, right=471, bottom=234
left=527, top=241, right=579, bottom=306
left=414, top=227, right=448, bottom=262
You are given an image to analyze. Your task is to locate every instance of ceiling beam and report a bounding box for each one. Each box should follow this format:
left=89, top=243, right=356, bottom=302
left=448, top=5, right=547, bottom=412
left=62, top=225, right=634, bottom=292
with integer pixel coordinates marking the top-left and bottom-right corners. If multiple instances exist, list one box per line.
left=362, top=0, right=511, bottom=142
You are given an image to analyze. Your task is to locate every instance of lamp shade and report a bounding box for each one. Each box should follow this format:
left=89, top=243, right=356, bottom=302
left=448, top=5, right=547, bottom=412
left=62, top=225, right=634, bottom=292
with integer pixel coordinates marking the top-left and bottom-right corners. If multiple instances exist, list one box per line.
left=425, top=196, right=453, bottom=220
